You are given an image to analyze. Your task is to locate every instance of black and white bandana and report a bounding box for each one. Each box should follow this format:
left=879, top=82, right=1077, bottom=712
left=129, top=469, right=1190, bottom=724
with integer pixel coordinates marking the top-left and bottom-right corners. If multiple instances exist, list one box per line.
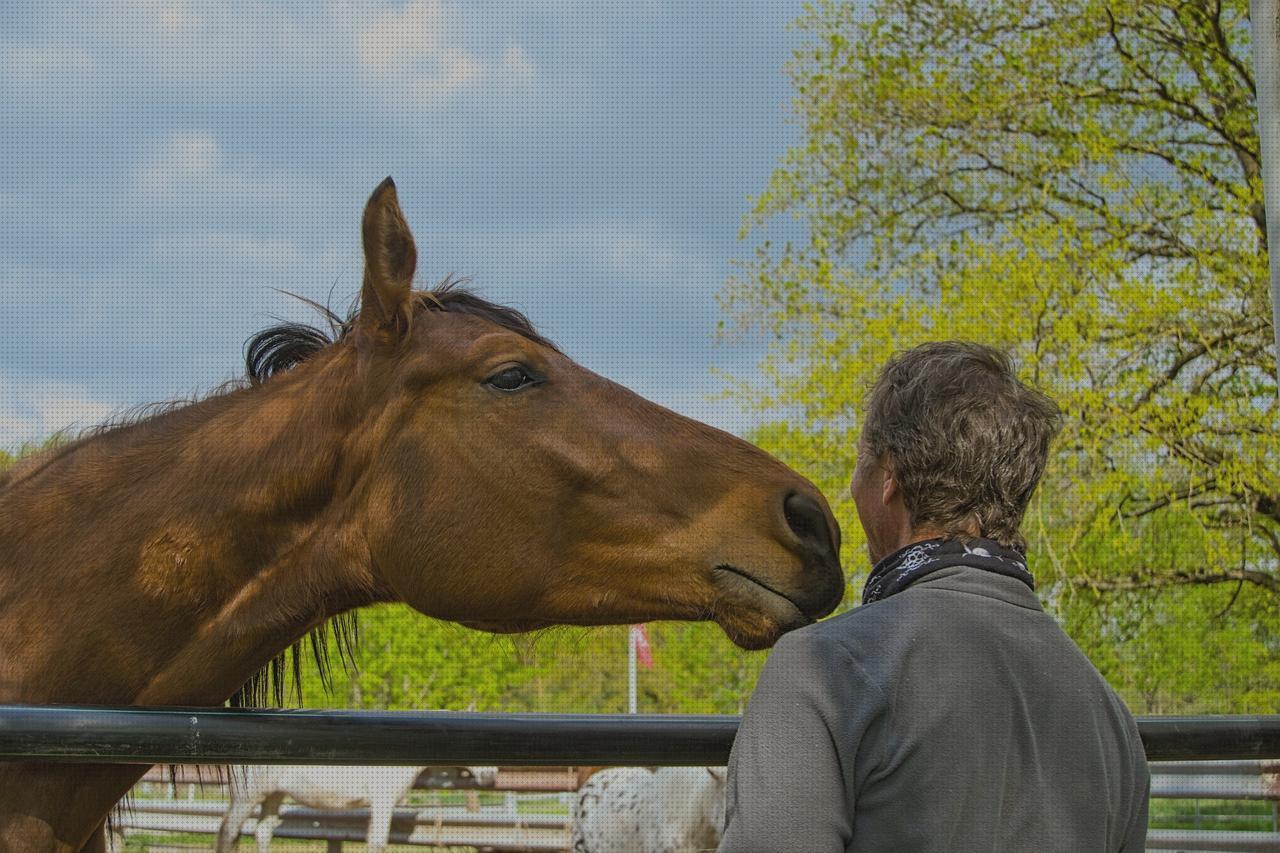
left=861, top=537, right=1034, bottom=605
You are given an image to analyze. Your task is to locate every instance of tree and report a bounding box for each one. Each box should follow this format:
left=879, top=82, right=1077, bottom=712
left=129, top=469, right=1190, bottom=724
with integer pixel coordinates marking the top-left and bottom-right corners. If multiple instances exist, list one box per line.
left=723, top=0, right=1278, bottom=710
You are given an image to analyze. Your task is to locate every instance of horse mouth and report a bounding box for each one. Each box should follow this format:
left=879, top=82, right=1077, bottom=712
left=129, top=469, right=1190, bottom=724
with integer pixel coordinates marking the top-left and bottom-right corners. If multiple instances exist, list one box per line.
left=712, top=564, right=814, bottom=648
left=715, top=564, right=809, bottom=616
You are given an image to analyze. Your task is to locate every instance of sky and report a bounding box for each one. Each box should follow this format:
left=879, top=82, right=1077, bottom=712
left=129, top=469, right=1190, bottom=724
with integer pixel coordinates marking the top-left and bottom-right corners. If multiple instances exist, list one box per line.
left=0, top=0, right=813, bottom=451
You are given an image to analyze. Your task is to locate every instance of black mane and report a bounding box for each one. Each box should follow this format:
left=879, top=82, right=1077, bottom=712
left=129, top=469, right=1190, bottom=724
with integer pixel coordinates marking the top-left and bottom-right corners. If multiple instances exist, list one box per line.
left=245, top=277, right=558, bottom=383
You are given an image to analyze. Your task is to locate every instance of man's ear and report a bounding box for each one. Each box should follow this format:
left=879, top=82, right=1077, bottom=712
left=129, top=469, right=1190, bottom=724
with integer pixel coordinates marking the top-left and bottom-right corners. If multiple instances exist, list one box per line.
left=881, top=463, right=900, bottom=507
left=358, top=176, right=417, bottom=341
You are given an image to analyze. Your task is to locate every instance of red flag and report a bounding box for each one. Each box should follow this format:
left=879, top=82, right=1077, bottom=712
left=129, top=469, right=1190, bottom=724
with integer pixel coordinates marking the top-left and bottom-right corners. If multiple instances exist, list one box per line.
left=631, top=624, right=654, bottom=669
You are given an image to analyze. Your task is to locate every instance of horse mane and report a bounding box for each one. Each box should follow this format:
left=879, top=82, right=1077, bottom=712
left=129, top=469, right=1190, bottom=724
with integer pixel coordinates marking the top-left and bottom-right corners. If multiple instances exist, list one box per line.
left=233, top=276, right=558, bottom=708
left=0, top=390, right=247, bottom=497
left=245, top=275, right=559, bottom=383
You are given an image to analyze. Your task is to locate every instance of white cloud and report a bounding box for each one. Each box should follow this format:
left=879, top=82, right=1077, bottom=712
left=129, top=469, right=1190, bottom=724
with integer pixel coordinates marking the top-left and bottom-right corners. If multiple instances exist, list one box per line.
left=0, top=44, right=95, bottom=78
left=135, top=133, right=223, bottom=194
left=149, top=232, right=358, bottom=306
left=409, top=49, right=484, bottom=101
left=482, top=222, right=719, bottom=292
left=179, top=232, right=350, bottom=272
left=606, top=233, right=686, bottom=279
left=347, top=0, right=535, bottom=104
left=150, top=0, right=199, bottom=33
left=127, top=132, right=326, bottom=222
left=595, top=225, right=715, bottom=284
left=501, top=44, right=535, bottom=79
left=0, top=373, right=121, bottom=451
left=355, top=0, right=446, bottom=71
left=601, top=366, right=773, bottom=439
left=85, top=0, right=207, bottom=71
left=7, top=2, right=536, bottom=118
left=103, top=0, right=199, bottom=32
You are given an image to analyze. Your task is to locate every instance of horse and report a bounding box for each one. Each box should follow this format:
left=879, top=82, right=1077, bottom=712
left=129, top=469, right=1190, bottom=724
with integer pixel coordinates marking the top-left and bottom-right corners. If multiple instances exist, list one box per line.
left=0, top=177, right=843, bottom=851
left=571, top=766, right=727, bottom=853
left=214, top=764, right=497, bottom=853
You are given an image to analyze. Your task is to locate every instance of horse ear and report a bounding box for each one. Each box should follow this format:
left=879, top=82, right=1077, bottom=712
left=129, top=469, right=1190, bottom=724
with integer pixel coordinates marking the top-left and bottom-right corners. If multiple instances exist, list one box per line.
left=359, top=176, right=417, bottom=336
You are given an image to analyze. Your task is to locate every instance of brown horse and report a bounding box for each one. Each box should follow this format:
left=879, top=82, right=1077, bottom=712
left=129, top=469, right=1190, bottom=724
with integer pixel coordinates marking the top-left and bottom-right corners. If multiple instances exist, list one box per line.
left=0, top=178, right=843, bottom=851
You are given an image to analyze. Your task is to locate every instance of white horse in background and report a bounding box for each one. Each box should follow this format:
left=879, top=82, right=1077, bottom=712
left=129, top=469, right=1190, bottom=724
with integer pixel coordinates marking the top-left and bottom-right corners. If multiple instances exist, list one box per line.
left=214, top=764, right=498, bottom=853
left=571, top=766, right=727, bottom=853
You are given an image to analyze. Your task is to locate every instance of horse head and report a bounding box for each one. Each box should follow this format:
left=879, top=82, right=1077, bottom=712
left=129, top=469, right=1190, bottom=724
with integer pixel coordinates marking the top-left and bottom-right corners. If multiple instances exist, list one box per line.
left=337, top=178, right=844, bottom=649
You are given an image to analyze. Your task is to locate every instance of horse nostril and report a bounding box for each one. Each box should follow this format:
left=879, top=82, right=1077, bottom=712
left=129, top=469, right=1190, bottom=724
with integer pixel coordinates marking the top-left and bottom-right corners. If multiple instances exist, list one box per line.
left=784, top=491, right=837, bottom=555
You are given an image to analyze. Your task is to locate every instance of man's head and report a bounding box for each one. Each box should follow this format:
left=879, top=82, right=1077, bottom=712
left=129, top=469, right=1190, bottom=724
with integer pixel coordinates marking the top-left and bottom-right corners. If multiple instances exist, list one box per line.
left=849, top=342, right=1062, bottom=564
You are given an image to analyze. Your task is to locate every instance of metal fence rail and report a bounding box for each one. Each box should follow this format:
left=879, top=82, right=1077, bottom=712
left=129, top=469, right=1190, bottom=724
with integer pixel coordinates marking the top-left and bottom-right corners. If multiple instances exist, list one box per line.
left=1147, top=760, right=1280, bottom=850
left=2, top=705, right=1280, bottom=765
left=6, top=705, right=1280, bottom=851
left=1152, top=771, right=1280, bottom=801
left=1146, top=828, right=1280, bottom=851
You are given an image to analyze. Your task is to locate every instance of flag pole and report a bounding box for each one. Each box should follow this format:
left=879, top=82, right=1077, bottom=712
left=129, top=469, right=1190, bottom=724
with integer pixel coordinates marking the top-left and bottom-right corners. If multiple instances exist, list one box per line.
left=628, top=625, right=638, bottom=714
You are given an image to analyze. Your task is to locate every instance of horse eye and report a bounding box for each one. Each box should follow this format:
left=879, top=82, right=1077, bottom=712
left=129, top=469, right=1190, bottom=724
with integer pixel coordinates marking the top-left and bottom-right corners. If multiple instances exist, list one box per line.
left=486, top=366, right=536, bottom=392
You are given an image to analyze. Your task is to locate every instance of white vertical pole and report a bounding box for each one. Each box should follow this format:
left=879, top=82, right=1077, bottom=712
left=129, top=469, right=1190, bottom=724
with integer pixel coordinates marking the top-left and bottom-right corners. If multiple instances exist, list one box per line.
left=1251, top=0, right=1280, bottom=389
left=628, top=626, right=638, bottom=714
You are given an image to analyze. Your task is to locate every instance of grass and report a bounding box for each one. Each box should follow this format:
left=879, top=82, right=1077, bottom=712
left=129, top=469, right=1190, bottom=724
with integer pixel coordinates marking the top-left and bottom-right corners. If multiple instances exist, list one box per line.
left=122, top=836, right=480, bottom=851
left=1148, top=798, right=1277, bottom=832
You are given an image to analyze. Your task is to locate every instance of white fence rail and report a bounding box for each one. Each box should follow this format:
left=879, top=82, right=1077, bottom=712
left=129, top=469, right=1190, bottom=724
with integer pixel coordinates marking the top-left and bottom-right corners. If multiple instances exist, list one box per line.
left=116, top=798, right=573, bottom=851
left=114, top=758, right=1280, bottom=851
left=1146, top=760, right=1280, bottom=851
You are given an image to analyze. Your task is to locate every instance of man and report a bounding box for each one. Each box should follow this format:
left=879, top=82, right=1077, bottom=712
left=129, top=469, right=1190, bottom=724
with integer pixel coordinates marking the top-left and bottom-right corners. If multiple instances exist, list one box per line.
left=720, top=342, right=1149, bottom=852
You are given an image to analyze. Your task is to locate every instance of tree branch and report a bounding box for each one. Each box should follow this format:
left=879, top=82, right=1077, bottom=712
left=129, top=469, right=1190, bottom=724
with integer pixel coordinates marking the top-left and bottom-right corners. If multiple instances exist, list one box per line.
left=1071, top=568, right=1280, bottom=595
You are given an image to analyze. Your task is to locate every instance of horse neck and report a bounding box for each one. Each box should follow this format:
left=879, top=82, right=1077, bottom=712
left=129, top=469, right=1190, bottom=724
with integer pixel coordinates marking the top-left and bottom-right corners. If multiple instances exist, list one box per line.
left=0, top=347, right=391, bottom=705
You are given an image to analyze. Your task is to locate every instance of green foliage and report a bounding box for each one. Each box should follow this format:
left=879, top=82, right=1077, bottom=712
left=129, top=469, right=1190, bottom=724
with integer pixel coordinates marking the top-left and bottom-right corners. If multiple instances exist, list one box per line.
left=0, top=434, right=67, bottom=472
left=722, top=0, right=1278, bottom=712
left=0, top=435, right=71, bottom=478
left=294, top=605, right=765, bottom=714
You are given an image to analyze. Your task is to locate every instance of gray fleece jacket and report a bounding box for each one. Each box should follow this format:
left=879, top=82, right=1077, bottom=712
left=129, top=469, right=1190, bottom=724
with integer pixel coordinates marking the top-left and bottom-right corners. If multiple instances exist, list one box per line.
left=720, top=565, right=1150, bottom=853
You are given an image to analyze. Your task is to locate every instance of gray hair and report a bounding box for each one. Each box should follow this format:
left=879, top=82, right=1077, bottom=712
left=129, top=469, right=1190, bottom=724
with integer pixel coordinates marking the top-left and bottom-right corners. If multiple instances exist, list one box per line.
left=862, top=342, right=1062, bottom=550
